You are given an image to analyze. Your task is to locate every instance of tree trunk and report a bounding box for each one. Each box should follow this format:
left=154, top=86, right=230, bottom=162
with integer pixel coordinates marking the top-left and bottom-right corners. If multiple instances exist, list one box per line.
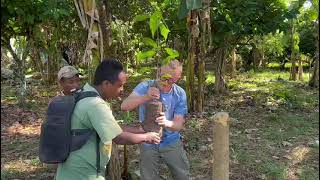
left=186, top=10, right=199, bottom=112
left=230, top=48, right=237, bottom=77
left=30, top=39, right=45, bottom=79
left=289, top=20, right=298, bottom=81
left=215, top=47, right=227, bottom=93
left=252, top=45, right=260, bottom=72
left=47, top=38, right=61, bottom=84
left=196, top=0, right=210, bottom=112
left=261, top=47, right=266, bottom=68
left=212, top=112, right=230, bottom=180
left=5, top=37, right=31, bottom=106
left=30, top=47, right=43, bottom=75
left=196, top=58, right=205, bottom=112
left=97, top=0, right=113, bottom=58
left=289, top=57, right=298, bottom=81
left=309, top=20, right=319, bottom=87
left=309, top=56, right=319, bottom=87
left=298, top=56, right=304, bottom=81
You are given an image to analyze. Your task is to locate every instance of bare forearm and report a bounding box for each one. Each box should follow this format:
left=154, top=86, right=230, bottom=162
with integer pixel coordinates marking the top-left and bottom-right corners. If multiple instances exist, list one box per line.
left=121, top=95, right=150, bottom=110
left=113, top=132, right=146, bottom=145
left=121, top=125, right=145, bottom=134
left=166, top=121, right=184, bottom=131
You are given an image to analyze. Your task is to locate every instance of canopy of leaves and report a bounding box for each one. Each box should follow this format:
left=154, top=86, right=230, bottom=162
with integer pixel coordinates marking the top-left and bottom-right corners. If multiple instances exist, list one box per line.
left=211, top=0, right=291, bottom=47
left=1, top=0, right=74, bottom=44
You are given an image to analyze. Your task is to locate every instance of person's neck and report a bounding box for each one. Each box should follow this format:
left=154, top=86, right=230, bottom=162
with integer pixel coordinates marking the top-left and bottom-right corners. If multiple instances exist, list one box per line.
left=92, top=84, right=106, bottom=100
left=61, top=90, right=68, bottom=96
left=159, top=84, right=172, bottom=93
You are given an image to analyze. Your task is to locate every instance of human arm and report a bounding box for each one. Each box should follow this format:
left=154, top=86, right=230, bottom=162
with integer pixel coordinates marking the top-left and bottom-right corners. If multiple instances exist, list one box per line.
left=120, top=92, right=151, bottom=110
left=155, top=88, right=188, bottom=131
left=155, top=113, right=185, bottom=131
left=112, top=131, right=160, bottom=145
left=87, top=101, right=159, bottom=146
left=121, top=81, right=160, bottom=111
left=120, top=124, right=145, bottom=134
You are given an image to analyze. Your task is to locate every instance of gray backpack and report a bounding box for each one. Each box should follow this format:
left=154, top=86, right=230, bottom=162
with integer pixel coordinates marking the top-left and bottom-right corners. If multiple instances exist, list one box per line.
left=39, top=91, right=102, bottom=174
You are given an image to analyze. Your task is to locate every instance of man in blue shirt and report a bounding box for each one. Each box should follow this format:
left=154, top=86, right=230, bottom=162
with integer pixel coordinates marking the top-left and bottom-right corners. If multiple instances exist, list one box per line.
left=121, top=60, right=190, bottom=180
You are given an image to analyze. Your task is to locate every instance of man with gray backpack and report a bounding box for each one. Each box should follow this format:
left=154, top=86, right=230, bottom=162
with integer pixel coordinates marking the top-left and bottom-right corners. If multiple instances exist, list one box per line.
left=39, top=59, right=161, bottom=180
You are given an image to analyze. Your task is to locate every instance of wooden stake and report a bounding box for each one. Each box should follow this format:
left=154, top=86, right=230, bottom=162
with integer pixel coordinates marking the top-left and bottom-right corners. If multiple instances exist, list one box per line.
left=212, top=112, right=230, bottom=180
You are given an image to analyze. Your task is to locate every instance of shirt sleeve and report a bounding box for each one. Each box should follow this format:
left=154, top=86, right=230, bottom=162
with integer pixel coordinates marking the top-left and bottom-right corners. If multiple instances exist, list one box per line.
left=87, top=102, right=123, bottom=144
left=174, top=90, right=188, bottom=116
left=133, top=81, right=150, bottom=96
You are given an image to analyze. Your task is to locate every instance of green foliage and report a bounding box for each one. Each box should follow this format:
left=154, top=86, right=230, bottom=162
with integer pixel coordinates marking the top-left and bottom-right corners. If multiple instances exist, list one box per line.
left=292, top=31, right=300, bottom=53
left=134, top=7, right=179, bottom=66
left=262, top=30, right=290, bottom=60
left=149, top=11, right=162, bottom=38
left=164, top=48, right=179, bottom=63
left=211, top=0, right=289, bottom=47
left=159, top=23, right=170, bottom=40
left=299, top=25, right=316, bottom=56
left=143, top=37, right=158, bottom=48
left=295, top=0, right=318, bottom=56
left=136, top=50, right=156, bottom=61
left=1, top=0, right=75, bottom=42
left=133, top=15, right=150, bottom=22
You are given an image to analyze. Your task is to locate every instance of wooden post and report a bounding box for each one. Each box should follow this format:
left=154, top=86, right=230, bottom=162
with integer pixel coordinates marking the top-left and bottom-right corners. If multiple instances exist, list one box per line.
left=212, top=112, right=230, bottom=180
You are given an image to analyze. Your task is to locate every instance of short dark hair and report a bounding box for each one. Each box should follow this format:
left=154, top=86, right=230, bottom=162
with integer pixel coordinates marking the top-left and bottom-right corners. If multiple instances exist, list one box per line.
left=93, top=59, right=124, bottom=85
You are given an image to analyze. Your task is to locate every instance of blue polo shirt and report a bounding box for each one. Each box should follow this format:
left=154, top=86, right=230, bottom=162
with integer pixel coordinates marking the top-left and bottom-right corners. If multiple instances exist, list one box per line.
left=133, top=80, right=188, bottom=148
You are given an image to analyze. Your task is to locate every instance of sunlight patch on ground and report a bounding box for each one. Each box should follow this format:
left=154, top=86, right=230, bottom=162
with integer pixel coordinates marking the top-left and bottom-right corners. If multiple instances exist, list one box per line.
left=285, top=145, right=310, bottom=165
left=3, top=121, right=41, bottom=137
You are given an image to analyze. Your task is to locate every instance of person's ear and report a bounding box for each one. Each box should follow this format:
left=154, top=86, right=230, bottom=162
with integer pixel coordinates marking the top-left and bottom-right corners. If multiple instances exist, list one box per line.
left=103, top=80, right=111, bottom=87
left=59, top=79, right=64, bottom=85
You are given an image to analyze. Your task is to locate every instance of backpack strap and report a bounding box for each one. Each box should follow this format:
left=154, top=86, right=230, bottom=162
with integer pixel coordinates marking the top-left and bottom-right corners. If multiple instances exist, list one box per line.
left=74, top=90, right=101, bottom=176
left=96, top=133, right=101, bottom=177
left=75, top=91, right=99, bottom=103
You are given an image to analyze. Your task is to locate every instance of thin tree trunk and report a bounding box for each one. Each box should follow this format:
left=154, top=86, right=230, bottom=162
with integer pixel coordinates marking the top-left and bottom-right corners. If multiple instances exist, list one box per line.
left=309, top=56, right=319, bottom=87
left=252, top=45, right=259, bottom=72
left=290, top=57, right=298, bottom=81
left=289, top=20, right=298, bottom=81
left=5, top=37, right=31, bottom=106
left=215, top=47, right=227, bottom=93
left=30, top=40, right=45, bottom=79
left=47, top=26, right=61, bottom=84
left=309, top=20, right=319, bottom=87
left=186, top=10, right=199, bottom=112
left=196, top=58, right=205, bottom=112
left=102, top=0, right=113, bottom=50
left=298, top=56, right=304, bottom=81
left=261, top=47, right=266, bottom=68
left=97, top=0, right=113, bottom=58
left=196, top=0, right=210, bottom=112
left=230, top=48, right=237, bottom=77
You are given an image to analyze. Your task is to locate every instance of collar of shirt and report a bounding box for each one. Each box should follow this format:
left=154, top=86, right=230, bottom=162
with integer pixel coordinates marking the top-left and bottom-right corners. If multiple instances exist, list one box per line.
left=83, top=83, right=102, bottom=98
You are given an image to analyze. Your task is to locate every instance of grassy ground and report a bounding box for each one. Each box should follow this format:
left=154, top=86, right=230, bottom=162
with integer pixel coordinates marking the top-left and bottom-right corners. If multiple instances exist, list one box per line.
left=1, top=69, right=319, bottom=180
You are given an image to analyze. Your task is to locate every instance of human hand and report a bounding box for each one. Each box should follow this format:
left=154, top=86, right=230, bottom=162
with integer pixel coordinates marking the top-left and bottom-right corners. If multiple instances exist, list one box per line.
left=144, top=132, right=161, bottom=144
left=146, top=87, right=160, bottom=100
left=155, top=112, right=173, bottom=128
